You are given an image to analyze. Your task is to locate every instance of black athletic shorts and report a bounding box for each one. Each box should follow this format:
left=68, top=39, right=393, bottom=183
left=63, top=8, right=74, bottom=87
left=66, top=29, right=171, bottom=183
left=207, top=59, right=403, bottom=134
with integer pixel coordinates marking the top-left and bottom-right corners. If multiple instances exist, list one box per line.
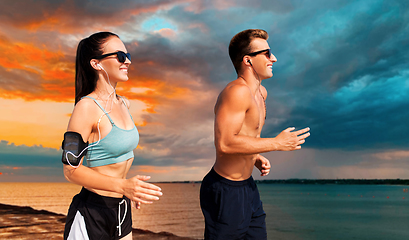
left=64, top=187, right=132, bottom=240
left=200, top=168, right=267, bottom=240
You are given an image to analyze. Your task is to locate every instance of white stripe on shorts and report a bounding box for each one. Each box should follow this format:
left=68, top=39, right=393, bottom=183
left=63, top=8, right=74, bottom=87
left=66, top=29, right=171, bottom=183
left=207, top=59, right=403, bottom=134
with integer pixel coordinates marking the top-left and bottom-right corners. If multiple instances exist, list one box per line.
left=67, top=211, right=89, bottom=240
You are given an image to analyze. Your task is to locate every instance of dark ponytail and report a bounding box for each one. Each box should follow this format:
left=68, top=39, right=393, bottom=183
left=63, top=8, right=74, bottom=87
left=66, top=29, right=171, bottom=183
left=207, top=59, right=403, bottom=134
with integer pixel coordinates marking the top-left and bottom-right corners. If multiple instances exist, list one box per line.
left=75, top=32, right=119, bottom=104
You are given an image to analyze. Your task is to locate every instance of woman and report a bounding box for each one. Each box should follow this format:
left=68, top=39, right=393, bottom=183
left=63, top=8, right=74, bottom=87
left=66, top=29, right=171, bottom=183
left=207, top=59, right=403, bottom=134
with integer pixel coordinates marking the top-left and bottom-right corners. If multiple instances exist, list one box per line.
left=62, top=32, right=162, bottom=240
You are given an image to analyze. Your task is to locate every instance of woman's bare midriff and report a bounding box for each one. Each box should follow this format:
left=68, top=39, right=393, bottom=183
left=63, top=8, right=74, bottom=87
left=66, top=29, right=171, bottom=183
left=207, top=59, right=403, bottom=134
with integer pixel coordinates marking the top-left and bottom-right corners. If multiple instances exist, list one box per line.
left=86, top=158, right=133, bottom=198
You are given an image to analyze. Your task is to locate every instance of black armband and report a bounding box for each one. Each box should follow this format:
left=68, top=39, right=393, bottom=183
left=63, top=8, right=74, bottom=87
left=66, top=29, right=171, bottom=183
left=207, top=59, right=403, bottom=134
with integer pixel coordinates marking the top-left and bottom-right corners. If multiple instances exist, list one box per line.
left=61, top=131, right=89, bottom=166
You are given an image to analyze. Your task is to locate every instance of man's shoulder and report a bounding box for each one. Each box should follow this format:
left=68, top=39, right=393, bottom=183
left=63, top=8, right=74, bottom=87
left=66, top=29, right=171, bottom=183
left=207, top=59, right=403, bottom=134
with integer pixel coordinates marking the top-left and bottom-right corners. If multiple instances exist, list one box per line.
left=215, top=81, right=253, bottom=111
left=221, top=81, right=252, bottom=98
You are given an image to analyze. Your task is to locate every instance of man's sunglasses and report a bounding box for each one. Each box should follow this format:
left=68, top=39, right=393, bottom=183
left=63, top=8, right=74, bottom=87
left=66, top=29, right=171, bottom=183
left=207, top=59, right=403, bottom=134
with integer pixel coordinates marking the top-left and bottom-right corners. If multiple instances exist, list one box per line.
left=94, top=51, right=131, bottom=63
left=247, top=48, right=272, bottom=58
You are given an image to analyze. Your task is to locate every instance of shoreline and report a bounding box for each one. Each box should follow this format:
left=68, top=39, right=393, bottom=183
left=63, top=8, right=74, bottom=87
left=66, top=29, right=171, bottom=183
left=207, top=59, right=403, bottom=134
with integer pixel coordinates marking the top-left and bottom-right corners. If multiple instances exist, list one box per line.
left=0, top=203, right=197, bottom=240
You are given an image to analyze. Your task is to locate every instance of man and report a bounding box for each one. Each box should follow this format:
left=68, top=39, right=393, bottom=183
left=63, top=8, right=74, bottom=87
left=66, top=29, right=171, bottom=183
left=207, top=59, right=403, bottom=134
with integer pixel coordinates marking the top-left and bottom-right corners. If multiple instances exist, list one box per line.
left=200, top=29, right=310, bottom=239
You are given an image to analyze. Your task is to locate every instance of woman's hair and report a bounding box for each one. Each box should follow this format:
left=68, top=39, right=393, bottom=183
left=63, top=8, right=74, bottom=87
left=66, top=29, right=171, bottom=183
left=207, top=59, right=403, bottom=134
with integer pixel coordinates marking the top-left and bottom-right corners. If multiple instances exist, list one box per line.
left=228, top=29, right=268, bottom=73
left=75, top=32, right=119, bottom=104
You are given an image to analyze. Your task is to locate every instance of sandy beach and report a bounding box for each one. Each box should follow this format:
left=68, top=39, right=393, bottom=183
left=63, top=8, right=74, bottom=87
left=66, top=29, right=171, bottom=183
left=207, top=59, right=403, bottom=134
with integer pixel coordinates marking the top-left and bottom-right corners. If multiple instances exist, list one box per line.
left=0, top=203, right=196, bottom=240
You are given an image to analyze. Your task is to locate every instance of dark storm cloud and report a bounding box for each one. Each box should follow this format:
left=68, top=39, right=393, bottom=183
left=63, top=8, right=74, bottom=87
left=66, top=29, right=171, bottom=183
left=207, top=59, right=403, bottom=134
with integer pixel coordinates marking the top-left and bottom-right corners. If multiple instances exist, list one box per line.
left=259, top=0, right=409, bottom=150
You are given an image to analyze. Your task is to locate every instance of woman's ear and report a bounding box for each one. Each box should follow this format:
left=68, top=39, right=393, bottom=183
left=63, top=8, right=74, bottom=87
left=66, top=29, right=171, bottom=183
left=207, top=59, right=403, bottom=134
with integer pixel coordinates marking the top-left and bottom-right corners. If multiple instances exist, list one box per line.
left=90, top=59, right=101, bottom=70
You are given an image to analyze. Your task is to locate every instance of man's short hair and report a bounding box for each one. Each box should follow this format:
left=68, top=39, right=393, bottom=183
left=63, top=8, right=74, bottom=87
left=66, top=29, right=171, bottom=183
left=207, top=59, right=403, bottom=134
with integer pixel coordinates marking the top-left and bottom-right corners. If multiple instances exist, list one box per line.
left=228, top=29, right=269, bottom=73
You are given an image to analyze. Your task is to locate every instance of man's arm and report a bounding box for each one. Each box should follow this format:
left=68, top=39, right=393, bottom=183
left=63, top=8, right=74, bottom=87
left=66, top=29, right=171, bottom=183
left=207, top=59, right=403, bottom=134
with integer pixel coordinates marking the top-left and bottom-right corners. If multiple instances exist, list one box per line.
left=215, top=84, right=310, bottom=155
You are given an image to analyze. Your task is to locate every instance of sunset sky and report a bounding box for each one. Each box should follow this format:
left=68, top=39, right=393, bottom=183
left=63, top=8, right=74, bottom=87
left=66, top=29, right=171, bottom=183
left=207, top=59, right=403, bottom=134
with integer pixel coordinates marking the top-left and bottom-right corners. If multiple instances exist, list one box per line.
left=0, top=0, right=408, bottom=182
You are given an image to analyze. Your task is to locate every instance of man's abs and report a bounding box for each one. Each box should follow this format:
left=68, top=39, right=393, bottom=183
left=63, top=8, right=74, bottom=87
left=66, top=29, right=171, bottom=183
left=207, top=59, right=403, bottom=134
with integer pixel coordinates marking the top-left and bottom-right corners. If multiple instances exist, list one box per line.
left=213, top=154, right=257, bottom=181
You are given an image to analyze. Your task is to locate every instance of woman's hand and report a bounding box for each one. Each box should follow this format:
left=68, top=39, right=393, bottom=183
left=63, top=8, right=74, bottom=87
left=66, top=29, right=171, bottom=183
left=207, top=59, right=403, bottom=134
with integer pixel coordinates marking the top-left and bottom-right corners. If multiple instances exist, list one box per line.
left=122, top=175, right=162, bottom=204
left=132, top=201, right=141, bottom=209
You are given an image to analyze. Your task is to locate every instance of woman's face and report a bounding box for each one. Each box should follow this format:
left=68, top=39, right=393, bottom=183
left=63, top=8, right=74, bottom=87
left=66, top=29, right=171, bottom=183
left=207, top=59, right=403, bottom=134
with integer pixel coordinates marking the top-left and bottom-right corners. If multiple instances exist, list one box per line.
left=97, top=36, right=131, bottom=83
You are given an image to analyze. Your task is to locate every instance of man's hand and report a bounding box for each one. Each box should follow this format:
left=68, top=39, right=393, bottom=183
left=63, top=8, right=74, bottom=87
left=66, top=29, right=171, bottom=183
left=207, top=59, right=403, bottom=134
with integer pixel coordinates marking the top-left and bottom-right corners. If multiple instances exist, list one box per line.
left=255, top=154, right=271, bottom=176
left=275, top=127, right=310, bottom=151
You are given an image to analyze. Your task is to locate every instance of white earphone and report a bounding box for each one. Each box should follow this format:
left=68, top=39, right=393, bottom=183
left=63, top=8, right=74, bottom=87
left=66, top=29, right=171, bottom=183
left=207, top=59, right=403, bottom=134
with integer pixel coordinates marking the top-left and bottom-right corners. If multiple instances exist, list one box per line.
left=97, top=63, right=104, bottom=70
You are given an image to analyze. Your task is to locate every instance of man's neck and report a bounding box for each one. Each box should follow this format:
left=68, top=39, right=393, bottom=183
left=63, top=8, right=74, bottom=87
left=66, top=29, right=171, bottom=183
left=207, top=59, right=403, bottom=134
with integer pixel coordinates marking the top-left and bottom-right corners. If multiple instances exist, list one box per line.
left=238, top=71, right=262, bottom=95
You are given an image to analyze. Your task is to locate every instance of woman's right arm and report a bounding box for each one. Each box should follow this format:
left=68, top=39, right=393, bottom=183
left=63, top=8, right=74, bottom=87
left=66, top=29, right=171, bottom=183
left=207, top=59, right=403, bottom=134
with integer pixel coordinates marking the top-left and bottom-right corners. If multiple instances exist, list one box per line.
left=63, top=164, right=161, bottom=204
left=63, top=99, right=162, bottom=204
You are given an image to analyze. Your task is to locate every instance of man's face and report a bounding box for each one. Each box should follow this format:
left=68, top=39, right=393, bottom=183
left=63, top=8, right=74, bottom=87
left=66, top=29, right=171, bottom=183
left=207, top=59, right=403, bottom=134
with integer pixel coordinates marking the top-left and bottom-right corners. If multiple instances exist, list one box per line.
left=248, top=38, right=277, bottom=79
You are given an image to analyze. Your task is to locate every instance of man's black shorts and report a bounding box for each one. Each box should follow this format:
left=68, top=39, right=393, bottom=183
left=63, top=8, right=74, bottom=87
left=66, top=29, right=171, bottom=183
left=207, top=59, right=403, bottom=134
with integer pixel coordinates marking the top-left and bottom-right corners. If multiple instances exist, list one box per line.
left=200, top=168, right=267, bottom=240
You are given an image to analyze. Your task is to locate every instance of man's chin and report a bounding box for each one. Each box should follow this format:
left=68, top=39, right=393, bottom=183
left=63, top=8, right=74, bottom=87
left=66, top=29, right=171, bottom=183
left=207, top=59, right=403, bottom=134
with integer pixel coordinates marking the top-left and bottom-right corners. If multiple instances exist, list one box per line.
left=265, top=73, right=273, bottom=79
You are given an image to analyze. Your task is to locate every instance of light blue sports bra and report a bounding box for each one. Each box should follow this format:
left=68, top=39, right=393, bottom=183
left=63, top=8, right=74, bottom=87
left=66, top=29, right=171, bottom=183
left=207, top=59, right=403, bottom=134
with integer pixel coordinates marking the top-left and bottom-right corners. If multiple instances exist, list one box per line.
left=82, top=96, right=139, bottom=167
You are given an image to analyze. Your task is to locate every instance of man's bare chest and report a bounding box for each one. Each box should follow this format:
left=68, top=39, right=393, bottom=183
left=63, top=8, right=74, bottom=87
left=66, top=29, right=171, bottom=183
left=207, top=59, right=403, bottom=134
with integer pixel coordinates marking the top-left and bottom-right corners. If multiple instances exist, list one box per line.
left=242, top=99, right=265, bottom=134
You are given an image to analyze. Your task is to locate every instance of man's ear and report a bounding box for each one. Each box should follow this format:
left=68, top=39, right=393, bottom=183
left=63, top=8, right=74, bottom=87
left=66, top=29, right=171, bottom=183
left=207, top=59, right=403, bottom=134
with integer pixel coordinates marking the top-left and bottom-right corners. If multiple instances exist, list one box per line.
left=243, top=56, right=251, bottom=66
left=90, top=59, right=101, bottom=70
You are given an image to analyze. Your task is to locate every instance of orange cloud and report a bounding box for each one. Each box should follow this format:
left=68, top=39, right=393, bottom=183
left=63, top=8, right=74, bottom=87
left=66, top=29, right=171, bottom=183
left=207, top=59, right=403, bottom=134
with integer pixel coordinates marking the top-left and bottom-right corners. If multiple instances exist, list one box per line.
left=0, top=38, right=65, bottom=70
left=24, top=16, right=60, bottom=32
left=0, top=37, right=74, bottom=102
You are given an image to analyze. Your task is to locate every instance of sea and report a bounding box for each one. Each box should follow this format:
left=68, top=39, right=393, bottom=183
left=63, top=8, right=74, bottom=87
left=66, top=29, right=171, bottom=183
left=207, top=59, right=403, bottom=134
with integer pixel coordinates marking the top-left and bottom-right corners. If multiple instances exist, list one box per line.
left=0, top=182, right=408, bottom=240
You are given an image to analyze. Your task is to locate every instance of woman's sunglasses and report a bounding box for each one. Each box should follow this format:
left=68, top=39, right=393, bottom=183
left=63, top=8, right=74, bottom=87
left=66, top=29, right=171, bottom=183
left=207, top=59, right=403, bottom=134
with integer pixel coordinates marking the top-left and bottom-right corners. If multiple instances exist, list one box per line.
left=94, top=51, right=131, bottom=63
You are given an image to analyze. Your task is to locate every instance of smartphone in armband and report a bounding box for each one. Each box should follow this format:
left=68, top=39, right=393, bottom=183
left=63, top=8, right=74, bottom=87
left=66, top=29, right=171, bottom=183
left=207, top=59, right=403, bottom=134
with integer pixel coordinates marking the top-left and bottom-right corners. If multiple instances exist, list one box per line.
left=61, top=131, right=89, bottom=167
